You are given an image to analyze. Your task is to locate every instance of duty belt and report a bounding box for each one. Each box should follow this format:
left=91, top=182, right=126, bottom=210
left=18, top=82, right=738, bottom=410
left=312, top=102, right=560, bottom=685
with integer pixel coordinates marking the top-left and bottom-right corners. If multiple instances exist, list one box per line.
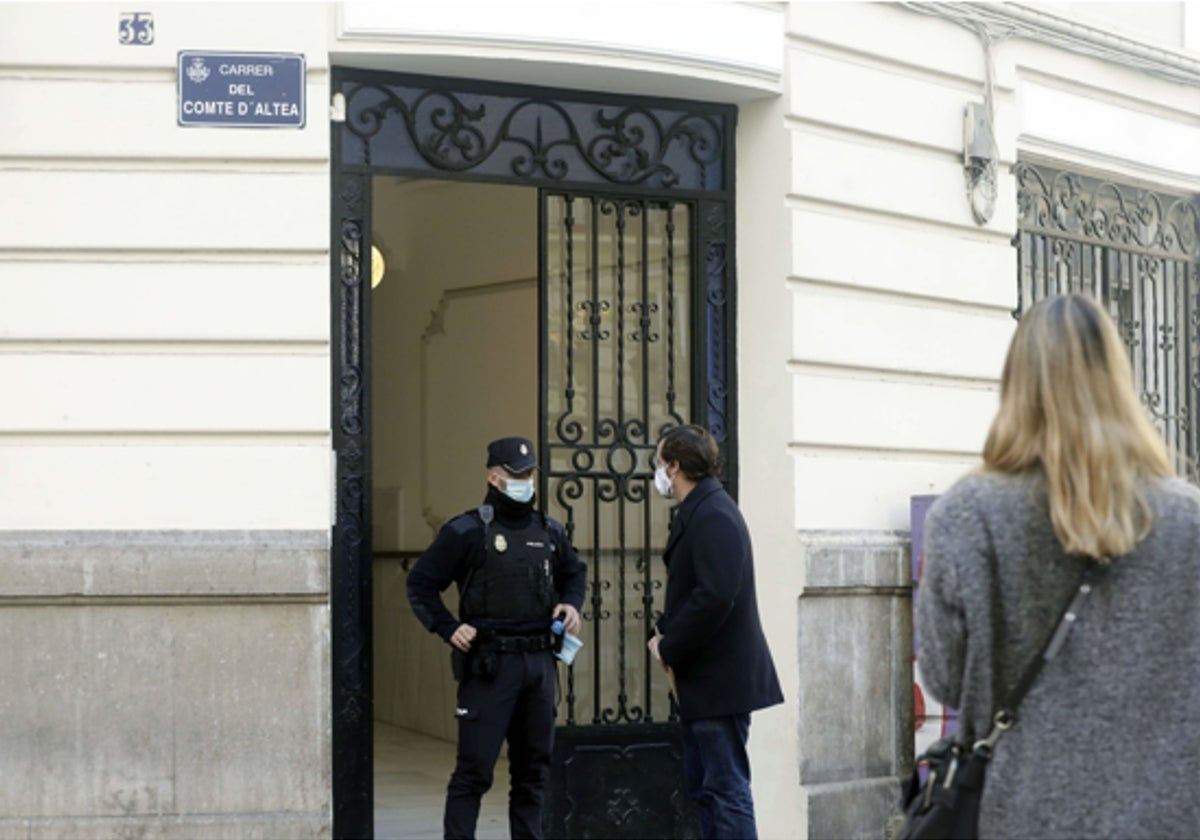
left=481, top=634, right=551, bottom=654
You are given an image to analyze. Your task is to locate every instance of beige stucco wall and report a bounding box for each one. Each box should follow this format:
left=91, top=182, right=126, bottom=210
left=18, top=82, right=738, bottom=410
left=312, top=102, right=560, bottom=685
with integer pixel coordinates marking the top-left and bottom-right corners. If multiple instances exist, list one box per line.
left=771, top=3, right=1200, bottom=835
left=0, top=3, right=335, bottom=837
left=0, top=2, right=333, bottom=529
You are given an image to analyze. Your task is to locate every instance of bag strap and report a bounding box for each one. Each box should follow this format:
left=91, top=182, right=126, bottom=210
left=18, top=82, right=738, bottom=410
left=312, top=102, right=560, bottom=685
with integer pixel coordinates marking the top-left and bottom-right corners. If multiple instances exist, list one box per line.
left=973, top=558, right=1106, bottom=753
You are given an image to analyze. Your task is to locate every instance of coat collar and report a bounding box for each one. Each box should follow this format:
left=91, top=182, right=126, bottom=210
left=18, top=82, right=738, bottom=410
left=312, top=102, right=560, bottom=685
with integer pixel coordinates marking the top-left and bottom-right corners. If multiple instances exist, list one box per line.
left=664, top=477, right=724, bottom=557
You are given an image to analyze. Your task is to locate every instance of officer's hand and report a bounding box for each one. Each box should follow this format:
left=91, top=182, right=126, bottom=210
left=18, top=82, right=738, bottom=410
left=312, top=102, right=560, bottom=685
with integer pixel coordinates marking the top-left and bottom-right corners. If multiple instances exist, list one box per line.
left=552, top=604, right=581, bottom=636
left=450, top=623, right=477, bottom=652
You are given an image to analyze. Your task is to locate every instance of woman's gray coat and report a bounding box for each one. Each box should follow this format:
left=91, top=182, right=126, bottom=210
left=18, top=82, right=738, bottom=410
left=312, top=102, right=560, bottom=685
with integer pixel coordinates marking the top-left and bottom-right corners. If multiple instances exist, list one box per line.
left=918, top=470, right=1200, bottom=839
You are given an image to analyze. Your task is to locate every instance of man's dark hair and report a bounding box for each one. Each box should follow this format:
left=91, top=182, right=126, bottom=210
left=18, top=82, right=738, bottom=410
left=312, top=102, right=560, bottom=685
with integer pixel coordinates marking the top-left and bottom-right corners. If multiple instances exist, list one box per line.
left=658, top=424, right=720, bottom=482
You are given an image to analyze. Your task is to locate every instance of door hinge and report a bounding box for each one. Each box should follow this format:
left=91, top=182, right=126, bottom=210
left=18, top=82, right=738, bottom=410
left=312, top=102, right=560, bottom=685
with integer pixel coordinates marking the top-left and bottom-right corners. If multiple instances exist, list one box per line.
left=330, top=92, right=346, bottom=123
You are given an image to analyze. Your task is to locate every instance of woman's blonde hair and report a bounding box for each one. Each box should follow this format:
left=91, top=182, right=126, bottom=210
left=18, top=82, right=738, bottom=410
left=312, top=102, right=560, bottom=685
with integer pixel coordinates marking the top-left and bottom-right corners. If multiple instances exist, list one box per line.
left=983, top=293, right=1174, bottom=558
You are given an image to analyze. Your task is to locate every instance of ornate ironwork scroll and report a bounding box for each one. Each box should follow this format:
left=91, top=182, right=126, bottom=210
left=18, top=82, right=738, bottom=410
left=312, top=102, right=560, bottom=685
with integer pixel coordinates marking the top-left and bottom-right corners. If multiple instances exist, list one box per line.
left=331, top=171, right=374, bottom=839
left=339, top=71, right=727, bottom=193
left=1014, top=161, right=1200, bottom=479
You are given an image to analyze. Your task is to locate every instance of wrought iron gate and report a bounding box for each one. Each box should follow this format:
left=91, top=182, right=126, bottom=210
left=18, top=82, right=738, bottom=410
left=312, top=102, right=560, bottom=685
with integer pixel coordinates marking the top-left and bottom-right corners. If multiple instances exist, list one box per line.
left=1014, top=161, right=1200, bottom=479
left=539, top=191, right=701, bottom=837
left=331, top=69, right=736, bottom=838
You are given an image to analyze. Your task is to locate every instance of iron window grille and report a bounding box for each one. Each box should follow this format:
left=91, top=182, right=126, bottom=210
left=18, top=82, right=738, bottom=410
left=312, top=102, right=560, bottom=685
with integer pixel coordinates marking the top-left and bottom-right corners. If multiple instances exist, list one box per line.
left=1014, top=160, right=1200, bottom=479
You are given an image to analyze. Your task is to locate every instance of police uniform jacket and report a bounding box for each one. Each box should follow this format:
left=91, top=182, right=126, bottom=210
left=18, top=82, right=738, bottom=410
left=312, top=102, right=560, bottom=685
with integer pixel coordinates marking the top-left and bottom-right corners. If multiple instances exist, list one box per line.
left=655, top=477, right=784, bottom=720
left=407, top=486, right=587, bottom=640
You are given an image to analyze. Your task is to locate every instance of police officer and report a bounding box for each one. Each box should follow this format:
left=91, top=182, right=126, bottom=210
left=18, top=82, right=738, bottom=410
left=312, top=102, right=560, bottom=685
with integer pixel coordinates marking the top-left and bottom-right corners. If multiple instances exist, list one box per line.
left=407, top=436, right=587, bottom=840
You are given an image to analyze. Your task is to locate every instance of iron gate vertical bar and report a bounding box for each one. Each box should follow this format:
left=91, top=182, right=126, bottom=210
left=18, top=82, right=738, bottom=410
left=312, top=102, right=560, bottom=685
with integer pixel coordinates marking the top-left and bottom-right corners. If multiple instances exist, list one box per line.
left=616, top=201, right=630, bottom=722
left=1185, top=262, right=1195, bottom=482
left=539, top=188, right=549, bottom=529
left=589, top=194, right=603, bottom=725
left=1151, top=262, right=1162, bottom=412
left=1043, top=235, right=1052, bottom=300
left=1162, top=261, right=1171, bottom=452
left=694, top=198, right=734, bottom=489
left=640, top=200, right=653, bottom=722
left=330, top=163, right=374, bottom=839
left=563, top=193, right=580, bottom=725
left=665, top=205, right=683, bottom=428
left=1164, top=261, right=1173, bottom=454
left=1136, top=254, right=1148, bottom=395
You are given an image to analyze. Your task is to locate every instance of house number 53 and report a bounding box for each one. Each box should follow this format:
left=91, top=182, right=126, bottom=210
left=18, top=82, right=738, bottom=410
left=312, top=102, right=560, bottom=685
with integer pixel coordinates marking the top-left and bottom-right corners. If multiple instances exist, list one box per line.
left=118, top=12, right=154, bottom=45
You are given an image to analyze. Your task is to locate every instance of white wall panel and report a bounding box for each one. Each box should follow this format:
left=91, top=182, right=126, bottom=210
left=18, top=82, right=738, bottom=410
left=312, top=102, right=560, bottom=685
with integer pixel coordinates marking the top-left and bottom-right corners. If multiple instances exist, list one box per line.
left=0, top=354, right=328, bottom=432
left=792, top=450, right=979, bottom=531
left=0, top=78, right=328, bottom=160
left=0, top=261, right=327, bottom=341
left=0, top=444, right=331, bottom=530
left=789, top=47, right=1017, bottom=157
left=1063, top=2, right=1184, bottom=50
left=789, top=128, right=1018, bottom=234
left=0, top=170, right=327, bottom=251
left=791, top=372, right=997, bottom=454
left=790, top=207, right=1015, bottom=308
left=1019, top=79, right=1200, bottom=180
left=0, top=2, right=330, bottom=69
left=787, top=2, right=990, bottom=86
left=791, top=285, right=1014, bottom=380
left=338, top=1, right=783, bottom=90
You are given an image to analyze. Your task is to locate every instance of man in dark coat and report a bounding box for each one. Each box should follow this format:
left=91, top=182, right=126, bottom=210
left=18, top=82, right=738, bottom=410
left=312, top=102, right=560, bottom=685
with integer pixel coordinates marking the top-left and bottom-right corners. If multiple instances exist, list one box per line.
left=647, top=425, right=784, bottom=840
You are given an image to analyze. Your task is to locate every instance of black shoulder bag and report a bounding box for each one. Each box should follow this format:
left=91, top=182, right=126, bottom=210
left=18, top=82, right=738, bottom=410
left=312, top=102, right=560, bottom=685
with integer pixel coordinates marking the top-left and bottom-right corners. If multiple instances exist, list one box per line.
left=898, top=560, right=1105, bottom=840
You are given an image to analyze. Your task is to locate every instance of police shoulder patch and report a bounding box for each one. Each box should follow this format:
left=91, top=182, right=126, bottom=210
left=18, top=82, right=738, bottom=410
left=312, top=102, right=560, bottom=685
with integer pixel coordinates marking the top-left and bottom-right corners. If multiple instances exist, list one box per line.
left=447, top=514, right=481, bottom=535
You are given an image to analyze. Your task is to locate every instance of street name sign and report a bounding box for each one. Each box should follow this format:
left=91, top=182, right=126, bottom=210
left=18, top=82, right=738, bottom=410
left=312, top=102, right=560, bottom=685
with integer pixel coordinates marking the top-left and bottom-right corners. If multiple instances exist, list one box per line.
left=178, top=51, right=305, bottom=128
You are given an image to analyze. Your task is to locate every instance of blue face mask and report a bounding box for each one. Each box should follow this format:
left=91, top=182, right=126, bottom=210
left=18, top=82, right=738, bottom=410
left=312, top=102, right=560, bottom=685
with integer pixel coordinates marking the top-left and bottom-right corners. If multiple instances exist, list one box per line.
left=503, top=478, right=535, bottom=504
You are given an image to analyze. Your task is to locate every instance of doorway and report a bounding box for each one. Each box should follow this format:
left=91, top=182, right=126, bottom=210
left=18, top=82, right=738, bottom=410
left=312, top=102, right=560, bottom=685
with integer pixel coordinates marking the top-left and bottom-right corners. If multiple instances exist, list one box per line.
left=370, top=178, right=538, bottom=836
left=330, top=69, right=737, bottom=839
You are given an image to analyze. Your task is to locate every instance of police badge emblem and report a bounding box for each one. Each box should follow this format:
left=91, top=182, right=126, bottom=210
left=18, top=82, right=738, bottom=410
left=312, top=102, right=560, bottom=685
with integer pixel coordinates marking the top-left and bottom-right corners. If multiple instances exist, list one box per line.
left=520, top=444, right=528, bottom=455
left=494, top=534, right=508, bottom=552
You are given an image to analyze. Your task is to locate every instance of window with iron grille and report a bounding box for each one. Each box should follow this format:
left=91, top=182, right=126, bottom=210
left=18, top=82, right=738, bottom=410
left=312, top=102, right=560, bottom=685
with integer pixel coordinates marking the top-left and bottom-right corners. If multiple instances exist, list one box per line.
left=1014, top=161, right=1200, bottom=479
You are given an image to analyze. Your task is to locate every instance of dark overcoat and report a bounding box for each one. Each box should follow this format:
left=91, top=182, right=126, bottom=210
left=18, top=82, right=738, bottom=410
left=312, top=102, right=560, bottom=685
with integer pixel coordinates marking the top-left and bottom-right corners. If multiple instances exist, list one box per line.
left=655, top=477, right=784, bottom=720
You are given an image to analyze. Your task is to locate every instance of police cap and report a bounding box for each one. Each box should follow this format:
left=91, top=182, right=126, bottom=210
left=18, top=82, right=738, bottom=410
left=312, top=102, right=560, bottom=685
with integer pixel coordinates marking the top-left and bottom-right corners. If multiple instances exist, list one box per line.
left=486, top=436, right=537, bottom=473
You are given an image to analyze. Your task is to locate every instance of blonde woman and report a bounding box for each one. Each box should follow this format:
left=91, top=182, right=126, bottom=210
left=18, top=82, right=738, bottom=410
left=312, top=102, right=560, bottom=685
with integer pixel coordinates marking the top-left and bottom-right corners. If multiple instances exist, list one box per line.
left=918, top=293, right=1200, bottom=838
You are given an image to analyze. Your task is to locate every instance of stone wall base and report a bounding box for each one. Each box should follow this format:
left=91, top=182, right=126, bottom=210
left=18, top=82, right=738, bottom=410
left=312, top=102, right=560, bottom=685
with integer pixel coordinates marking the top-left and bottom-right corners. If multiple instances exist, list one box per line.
left=0, top=532, right=331, bottom=837
left=797, top=531, right=913, bottom=840
left=0, top=812, right=329, bottom=840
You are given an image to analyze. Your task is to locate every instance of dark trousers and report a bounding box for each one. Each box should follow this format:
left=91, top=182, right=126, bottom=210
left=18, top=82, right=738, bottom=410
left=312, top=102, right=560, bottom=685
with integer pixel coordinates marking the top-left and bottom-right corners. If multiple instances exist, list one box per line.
left=444, top=650, right=556, bottom=840
left=680, top=713, right=757, bottom=840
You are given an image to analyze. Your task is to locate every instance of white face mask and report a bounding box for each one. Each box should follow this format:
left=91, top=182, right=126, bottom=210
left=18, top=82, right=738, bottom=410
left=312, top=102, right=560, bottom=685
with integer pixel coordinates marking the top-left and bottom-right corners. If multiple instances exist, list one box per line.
left=503, top=478, right=535, bottom=504
left=654, top=465, right=673, bottom=499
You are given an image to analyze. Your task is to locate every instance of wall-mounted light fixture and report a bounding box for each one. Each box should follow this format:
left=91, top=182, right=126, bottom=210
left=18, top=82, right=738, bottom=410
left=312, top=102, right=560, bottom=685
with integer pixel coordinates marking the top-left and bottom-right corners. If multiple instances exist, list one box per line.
left=964, top=101, right=997, bottom=226
left=371, top=243, right=385, bottom=289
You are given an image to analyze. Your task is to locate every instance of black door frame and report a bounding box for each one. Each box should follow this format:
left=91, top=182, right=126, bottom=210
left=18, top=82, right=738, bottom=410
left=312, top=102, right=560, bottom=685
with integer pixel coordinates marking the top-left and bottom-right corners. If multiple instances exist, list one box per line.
left=329, top=68, right=737, bottom=838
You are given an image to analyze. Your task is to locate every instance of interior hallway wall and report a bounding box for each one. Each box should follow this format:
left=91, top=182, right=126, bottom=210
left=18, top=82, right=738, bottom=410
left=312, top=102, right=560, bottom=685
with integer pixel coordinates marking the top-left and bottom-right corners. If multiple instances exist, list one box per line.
left=370, top=180, right=537, bottom=740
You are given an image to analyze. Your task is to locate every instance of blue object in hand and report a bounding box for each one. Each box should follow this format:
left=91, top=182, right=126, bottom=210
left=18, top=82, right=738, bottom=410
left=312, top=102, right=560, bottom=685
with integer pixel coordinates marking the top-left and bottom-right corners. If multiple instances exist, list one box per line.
left=551, top=613, right=566, bottom=653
